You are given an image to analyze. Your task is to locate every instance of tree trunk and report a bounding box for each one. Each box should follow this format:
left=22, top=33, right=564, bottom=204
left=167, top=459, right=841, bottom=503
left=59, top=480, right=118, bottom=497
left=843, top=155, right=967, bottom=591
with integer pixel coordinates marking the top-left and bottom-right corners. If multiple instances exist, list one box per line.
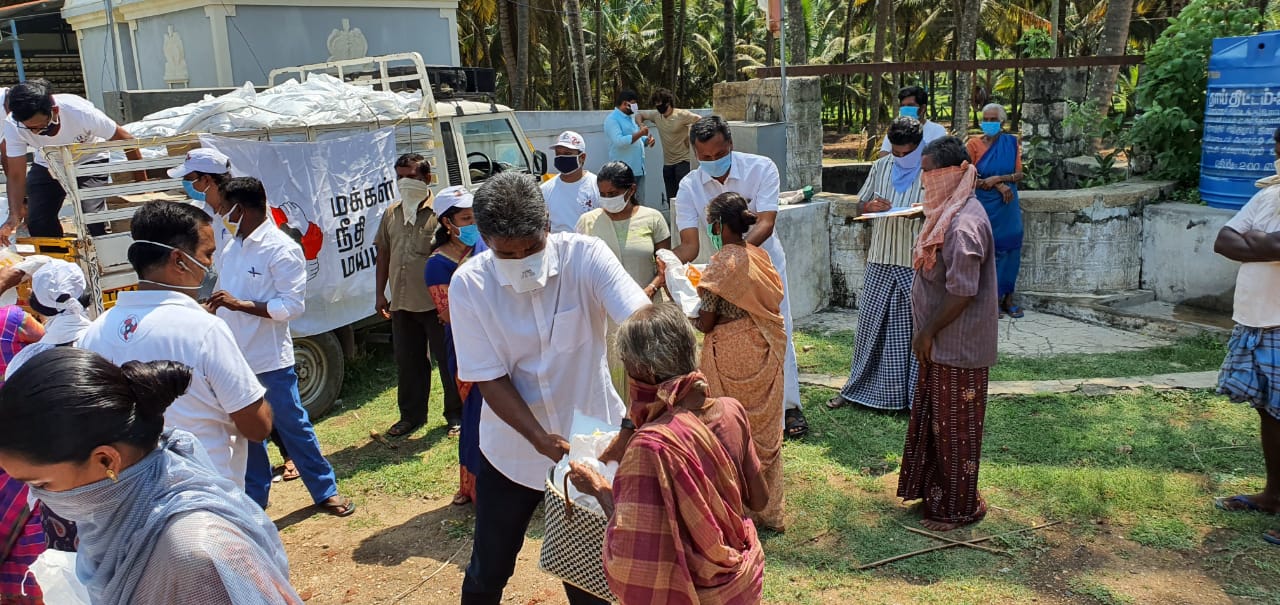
left=1090, top=0, right=1135, bottom=115
left=952, top=0, right=980, bottom=133
left=674, top=0, right=689, bottom=96
left=565, top=0, right=594, bottom=109
left=514, top=0, right=531, bottom=109
left=595, top=0, right=603, bottom=107
left=496, top=0, right=519, bottom=106
left=839, top=0, right=855, bottom=132
left=1049, top=0, right=1060, bottom=57
left=662, top=0, right=677, bottom=89
left=723, top=0, right=737, bottom=81
left=786, top=0, right=807, bottom=65
left=870, top=0, right=889, bottom=136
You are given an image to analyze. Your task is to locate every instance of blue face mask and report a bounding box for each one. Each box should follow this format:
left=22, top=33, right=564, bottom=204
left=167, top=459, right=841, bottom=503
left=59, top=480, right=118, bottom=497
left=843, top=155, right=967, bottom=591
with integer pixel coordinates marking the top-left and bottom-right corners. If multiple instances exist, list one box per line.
left=701, top=153, right=733, bottom=179
left=980, top=121, right=1003, bottom=137
left=706, top=221, right=724, bottom=251
left=183, top=179, right=208, bottom=202
left=899, top=106, right=920, bottom=119
left=457, top=224, right=480, bottom=246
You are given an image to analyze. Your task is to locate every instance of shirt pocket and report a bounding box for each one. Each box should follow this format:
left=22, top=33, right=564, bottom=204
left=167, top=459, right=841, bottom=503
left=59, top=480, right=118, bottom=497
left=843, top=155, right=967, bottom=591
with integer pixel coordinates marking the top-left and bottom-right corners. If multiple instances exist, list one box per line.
left=550, top=306, right=590, bottom=353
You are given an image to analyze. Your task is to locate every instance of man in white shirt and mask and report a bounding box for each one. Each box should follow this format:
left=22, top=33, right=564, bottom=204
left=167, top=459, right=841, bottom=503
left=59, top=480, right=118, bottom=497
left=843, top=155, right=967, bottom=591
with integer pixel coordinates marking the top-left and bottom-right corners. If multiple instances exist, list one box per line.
left=449, top=172, right=649, bottom=605
left=673, top=115, right=809, bottom=439
left=540, top=131, right=599, bottom=233
left=4, top=259, right=94, bottom=380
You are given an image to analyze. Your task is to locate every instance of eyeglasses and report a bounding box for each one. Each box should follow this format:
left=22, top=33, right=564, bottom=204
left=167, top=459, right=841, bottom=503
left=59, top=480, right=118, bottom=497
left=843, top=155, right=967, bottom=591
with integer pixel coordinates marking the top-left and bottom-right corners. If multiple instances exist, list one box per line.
left=19, top=110, right=59, bottom=136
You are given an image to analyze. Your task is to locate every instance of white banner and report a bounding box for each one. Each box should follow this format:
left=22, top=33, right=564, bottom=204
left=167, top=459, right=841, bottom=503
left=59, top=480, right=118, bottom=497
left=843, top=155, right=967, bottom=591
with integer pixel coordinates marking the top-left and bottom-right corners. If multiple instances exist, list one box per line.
left=200, top=129, right=398, bottom=337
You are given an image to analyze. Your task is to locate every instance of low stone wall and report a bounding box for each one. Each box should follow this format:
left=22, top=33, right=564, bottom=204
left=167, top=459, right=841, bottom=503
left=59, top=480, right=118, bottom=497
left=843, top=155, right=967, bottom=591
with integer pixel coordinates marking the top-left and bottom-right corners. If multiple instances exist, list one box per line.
left=713, top=77, right=823, bottom=193
left=1141, top=203, right=1239, bottom=313
left=1018, top=180, right=1175, bottom=294
left=822, top=162, right=872, bottom=196
left=824, top=192, right=871, bottom=309
left=774, top=201, right=833, bottom=319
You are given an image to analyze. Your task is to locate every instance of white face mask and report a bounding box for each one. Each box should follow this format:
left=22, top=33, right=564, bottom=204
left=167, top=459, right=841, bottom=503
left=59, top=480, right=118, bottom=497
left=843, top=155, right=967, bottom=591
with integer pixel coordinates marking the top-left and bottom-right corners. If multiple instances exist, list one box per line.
left=494, top=249, right=551, bottom=293
left=598, top=192, right=629, bottom=213
left=628, top=103, right=639, bottom=114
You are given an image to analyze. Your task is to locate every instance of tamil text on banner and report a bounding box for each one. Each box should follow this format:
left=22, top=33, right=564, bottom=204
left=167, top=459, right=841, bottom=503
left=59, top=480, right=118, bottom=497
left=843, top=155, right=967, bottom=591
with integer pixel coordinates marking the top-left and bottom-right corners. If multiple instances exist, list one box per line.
left=199, top=129, right=398, bottom=337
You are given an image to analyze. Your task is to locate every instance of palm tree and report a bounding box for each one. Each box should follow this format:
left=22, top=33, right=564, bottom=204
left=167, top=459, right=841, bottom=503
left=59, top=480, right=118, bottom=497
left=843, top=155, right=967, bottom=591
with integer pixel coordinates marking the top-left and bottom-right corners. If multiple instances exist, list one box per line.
left=515, top=0, right=531, bottom=108
left=565, top=0, right=595, bottom=109
left=951, top=0, right=980, bottom=131
left=1090, top=0, right=1135, bottom=113
left=723, top=0, right=738, bottom=81
left=496, top=0, right=519, bottom=106
left=869, top=0, right=891, bottom=135
left=786, top=0, right=808, bottom=64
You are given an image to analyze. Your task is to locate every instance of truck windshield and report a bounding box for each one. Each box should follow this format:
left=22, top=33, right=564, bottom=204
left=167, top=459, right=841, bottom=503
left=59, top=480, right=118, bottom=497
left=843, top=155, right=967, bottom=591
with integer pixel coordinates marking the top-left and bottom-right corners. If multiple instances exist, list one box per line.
left=460, top=118, right=530, bottom=183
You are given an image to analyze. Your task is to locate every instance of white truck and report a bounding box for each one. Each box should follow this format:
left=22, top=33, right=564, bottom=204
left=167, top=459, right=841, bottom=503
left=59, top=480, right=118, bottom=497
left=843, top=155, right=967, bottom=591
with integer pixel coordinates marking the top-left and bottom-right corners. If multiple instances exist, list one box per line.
left=27, top=52, right=546, bottom=417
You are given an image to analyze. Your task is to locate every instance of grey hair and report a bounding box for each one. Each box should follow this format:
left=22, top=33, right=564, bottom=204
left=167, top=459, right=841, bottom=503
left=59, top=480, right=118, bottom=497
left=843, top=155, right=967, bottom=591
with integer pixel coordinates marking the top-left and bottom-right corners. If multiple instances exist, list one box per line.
left=981, top=103, right=1008, bottom=122
left=922, top=136, right=969, bottom=169
left=472, top=172, right=549, bottom=239
left=615, top=303, right=699, bottom=383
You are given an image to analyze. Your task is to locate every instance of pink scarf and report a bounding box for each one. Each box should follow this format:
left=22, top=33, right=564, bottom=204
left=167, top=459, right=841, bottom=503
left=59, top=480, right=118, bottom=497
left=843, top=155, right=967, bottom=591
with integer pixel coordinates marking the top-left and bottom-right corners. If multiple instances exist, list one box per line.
left=627, top=371, right=709, bottom=427
left=913, top=162, right=978, bottom=273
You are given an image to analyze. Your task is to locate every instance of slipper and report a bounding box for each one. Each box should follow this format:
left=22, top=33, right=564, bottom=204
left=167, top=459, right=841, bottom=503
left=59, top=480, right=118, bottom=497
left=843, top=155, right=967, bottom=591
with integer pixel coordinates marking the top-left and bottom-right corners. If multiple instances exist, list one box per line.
left=826, top=396, right=849, bottom=410
left=1264, top=529, right=1280, bottom=546
left=447, top=424, right=462, bottom=438
left=281, top=459, right=300, bottom=482
left=385, top=420, right=422, bottom=438
left=1215, top=494, right=1276, bottom=514
left=318, top=496, right=357, bottom=517
left=784, top=408, right=809, bottom=440
left=452, top=493, right=472, bottom=506
left=1005, top=305, right=1024, bottom=319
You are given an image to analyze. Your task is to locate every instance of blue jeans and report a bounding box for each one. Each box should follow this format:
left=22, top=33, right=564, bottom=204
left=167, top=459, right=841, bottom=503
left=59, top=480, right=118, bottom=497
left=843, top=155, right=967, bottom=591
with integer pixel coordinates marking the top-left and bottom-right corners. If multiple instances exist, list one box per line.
left=245, top=366, right=339, bottom=507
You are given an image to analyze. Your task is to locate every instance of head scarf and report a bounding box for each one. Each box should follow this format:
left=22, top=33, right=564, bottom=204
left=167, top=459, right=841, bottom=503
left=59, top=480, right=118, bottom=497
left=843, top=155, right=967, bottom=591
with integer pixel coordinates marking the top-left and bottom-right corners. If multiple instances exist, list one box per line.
left=912, top=162, right=978, bottom=273
left=627, top=371, right=708, bottom=427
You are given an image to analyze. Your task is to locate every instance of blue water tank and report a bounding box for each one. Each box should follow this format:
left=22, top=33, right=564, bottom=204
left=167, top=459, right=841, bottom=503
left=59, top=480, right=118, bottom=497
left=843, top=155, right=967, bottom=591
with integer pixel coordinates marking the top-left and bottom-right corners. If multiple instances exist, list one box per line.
left=1201, top=31, right=1280, bottom=210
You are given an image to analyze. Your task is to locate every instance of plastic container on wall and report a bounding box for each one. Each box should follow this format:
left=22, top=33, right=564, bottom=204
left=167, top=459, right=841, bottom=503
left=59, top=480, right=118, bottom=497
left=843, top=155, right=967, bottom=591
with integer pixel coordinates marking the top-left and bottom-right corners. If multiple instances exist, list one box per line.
left=1201, top=30, right=1280, bottom=210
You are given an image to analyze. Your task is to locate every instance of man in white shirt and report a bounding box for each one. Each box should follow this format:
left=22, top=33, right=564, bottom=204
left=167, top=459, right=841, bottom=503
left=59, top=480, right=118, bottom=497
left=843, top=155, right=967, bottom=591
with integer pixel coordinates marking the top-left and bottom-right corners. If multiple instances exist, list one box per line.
left=878, top=86, right=949, bottom=158
left=539, top=131, right=599, bottom=233
left=0, top=79, right=143, bottom=245
left=81, top=201, right=273, bottom=486
left=4, top=259, right=94, bottom=380
left=450, top=172, right=649, bottom=605
left=673, top=115, right=808, bottom=439
left=187, top=173, right=353, bottom=516
left=1211, top=128, right=1280, bottom=538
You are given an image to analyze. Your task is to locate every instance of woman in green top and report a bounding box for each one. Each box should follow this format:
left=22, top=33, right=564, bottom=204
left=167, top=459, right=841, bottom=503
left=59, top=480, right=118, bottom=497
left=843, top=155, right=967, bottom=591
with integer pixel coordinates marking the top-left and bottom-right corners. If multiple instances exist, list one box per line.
left=577, top=161, right=672, bottom=403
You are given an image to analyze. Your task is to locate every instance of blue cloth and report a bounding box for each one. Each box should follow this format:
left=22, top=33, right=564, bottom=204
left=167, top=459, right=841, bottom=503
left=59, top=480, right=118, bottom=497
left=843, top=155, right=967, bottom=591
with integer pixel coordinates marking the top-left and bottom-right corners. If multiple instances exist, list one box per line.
left=30, top=430, right=299, bottom=605
left=604, top=108, right=647, bottom=176
left=975, top=133, right=1023, bottom=296
left=1218, top=325, right=1280, bottom=421
left=424, top=251, right=483, bottom=476
left=245, top=366, right=339, bottom=507
left=890, top=146, right=923, bottom=194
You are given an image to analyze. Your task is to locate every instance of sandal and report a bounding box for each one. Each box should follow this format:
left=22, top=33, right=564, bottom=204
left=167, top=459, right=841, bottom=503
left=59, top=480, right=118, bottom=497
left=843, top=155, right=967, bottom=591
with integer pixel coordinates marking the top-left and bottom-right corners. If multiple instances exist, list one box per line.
left=385, top=420, right=422, bottom=438
left=447, top=424, right=462, bottom=438
left=452, top=493, right=472, bottom=506
left=826, top=396, right=849, bottom=410
left=784, top=408, right=809, bottom=440
left=1264, top=529, right=1280, bottom=546
left=318, top=495, right=357, bottom=517
left=1214, top=494, right=1277, bottom=514
left=281, top=459, right=300, bottom=482
left=1005, top=305, right=1024, bottom=319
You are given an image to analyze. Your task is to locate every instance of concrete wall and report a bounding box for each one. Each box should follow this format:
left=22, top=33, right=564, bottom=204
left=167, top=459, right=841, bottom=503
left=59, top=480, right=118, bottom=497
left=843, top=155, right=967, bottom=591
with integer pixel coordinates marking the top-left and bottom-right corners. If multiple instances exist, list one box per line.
left=825, top=192, right=869, bottom=308
left=712, top=77, right=823, bottom=192
left=131, top=9, right=218, bottom=90
left=1141, top=203, right=1239, bottom=312
left=773, top=201, right=832, bottom=319
left=78, top=25, right=117, bottom=108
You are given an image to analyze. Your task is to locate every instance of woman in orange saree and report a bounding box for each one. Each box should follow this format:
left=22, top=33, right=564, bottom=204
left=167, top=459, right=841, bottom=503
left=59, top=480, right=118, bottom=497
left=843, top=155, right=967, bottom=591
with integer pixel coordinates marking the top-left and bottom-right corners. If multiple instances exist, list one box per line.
left=694, top=191, right=788, bottom=531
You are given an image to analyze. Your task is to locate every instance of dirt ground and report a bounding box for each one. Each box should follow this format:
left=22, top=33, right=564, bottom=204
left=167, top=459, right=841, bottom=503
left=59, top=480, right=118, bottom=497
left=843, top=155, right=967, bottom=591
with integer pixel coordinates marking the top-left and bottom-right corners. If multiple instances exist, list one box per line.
left=823, top=132, right=876, bottom=161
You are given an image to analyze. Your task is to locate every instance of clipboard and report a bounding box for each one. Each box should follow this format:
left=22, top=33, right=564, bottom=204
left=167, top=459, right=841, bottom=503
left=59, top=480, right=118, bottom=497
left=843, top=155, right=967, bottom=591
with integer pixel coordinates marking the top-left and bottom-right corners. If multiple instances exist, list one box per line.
left=854, top=205, right=924, bottom=221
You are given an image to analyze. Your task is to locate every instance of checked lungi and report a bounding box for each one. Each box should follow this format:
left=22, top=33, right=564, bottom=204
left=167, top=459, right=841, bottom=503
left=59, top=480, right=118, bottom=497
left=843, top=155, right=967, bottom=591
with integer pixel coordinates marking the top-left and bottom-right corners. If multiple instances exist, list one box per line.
left=837, top=263, right=919, bottom=411
left=897, top=363, right=990, bottom=525
left=1217, top=325, right=1280, bottom=421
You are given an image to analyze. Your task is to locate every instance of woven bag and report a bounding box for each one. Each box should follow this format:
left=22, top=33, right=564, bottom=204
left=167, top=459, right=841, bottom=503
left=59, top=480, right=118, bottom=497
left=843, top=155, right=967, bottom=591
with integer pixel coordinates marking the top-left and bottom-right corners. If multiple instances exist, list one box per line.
left=538, top=470, right=616, bottom=602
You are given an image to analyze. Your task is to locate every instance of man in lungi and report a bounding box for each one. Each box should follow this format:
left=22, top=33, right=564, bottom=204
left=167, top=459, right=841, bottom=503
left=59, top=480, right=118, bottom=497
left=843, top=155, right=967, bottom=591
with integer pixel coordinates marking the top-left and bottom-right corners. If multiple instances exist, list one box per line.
left=1211, top=126, right=1280, bottom=547
left=897, top=136, right=998, bottom=531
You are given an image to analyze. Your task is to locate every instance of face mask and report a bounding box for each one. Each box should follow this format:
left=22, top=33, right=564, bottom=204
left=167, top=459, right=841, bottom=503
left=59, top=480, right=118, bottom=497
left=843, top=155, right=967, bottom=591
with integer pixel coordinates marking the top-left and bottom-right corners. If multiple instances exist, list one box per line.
left=893, top=148, right=923, bottom=173
left=494, top=249, right=550, bottom=293
left=220, top=204, right=242, bottom=238
left=656, top=103, right=670, bottom=114
left=980, top=121, right=1003, bottom=137
left=627, top=102, right=639, bottom=114
left=183, top=179, right=208, bottom=202
left=32, top=116, right=60, bottom=136
left=701, top=152, right=733, bottom=179
left=132, top=240, right=219, bottom=302
left=707, top=221, right=724, bottom=251
left=553, top=155, right=581, bottom=174
left=598, top=192, right=629, bottom=213
left=456, top=224, right=480, bottom=246
left=899, top=106, right=920, bottom=119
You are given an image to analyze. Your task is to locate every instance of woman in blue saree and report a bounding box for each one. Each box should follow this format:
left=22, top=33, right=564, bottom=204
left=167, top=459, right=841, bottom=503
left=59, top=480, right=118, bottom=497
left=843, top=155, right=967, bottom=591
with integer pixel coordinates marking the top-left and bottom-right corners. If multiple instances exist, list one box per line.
left=967, top=103, right=1026, bottom=318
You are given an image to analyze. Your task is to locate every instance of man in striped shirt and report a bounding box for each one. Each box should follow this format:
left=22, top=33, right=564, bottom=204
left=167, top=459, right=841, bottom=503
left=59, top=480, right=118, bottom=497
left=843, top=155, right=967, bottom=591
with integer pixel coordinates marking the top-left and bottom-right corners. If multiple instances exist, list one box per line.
left=896, top=136, right=998, bottom=532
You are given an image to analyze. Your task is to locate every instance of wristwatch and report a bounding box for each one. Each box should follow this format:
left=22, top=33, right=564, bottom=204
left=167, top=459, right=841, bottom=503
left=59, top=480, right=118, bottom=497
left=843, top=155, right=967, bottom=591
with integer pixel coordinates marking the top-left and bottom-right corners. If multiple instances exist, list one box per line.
left=620, top=418, right=637, bottom=431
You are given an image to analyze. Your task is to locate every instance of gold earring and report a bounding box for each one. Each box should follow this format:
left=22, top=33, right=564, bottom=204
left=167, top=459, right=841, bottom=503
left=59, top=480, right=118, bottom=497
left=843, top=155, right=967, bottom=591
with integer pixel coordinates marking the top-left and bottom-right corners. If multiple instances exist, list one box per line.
left=106, top=469, right=118, bottom=483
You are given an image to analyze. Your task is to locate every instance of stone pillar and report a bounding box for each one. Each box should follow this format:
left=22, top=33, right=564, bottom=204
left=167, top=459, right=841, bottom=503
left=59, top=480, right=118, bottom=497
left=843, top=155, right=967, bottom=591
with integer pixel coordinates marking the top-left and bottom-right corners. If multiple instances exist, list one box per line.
left=824, top=192, right=869, bottom=309
left=1021, top=67, right=1089, bottom=189
left=712, top=76, right=823, bottom=192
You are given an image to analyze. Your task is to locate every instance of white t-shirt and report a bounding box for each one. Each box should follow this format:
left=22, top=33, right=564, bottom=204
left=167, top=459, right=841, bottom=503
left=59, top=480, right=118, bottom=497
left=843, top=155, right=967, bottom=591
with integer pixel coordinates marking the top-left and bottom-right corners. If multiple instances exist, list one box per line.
left=215, top=222, right=307, bottom=374
left=1224, top=186, right=1280, bottom=328
left=449, top=233, right=650, bottom=489
left=880, top=119, right=949, bottom=153
left=81, top=290, right=267, bottom=486
left=541, top=172, right=599, bottom=233
left=3, top=93, right=118, bottom=167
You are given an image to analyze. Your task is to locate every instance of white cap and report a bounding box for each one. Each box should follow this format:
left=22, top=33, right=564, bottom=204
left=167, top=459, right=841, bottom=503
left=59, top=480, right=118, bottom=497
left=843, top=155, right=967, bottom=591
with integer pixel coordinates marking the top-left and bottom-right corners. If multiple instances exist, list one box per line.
left=435, top=185, right=474, bottom=217
left=167, top=148, right=231, bottom=179
left=553, top=131, right=586, bottom=152
left=31, top=259, right=86, bottom=313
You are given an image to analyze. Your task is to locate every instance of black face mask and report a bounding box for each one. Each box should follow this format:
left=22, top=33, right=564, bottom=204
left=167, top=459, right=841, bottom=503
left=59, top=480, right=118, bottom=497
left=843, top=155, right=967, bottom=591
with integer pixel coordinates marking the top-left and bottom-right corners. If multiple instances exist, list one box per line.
left=656, top=103, right=670, bottom=114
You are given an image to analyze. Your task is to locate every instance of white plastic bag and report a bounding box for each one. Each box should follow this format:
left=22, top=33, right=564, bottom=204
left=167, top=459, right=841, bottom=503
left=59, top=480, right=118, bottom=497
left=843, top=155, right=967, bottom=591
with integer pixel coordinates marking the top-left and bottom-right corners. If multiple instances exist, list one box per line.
left=656, top=249, right=701, bottom=318
left=29, top=550, right=90, bottom=605
left=551, top=412, right=620, bottom=514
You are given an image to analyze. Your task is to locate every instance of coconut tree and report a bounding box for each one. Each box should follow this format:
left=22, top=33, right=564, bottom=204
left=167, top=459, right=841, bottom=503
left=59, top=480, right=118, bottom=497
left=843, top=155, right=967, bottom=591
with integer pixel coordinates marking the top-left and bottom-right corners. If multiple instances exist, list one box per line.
left=565, top=0, right=595, bottom=108
left=1090, top=0, right=1136, bottom=113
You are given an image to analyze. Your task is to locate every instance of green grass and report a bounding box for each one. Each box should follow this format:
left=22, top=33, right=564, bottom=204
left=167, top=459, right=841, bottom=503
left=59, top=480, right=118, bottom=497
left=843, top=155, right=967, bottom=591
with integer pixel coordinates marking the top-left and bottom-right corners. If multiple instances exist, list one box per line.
left=795, top=328, right=1226, bottom=382
left=311, top=347, right=1275, bottom=604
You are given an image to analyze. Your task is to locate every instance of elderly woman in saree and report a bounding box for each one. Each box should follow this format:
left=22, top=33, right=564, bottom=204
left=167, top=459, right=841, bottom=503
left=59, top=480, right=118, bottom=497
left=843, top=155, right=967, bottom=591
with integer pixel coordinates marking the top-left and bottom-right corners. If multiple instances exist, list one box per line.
left=0, top=348, right=302, bottom=605
left=568, top=303, right=768, bottom=605
left=828, top=117, right=926, bottom=412
left=967, top=103, right=1026, bottom=318
left=693, top=191, right=787, bottom=531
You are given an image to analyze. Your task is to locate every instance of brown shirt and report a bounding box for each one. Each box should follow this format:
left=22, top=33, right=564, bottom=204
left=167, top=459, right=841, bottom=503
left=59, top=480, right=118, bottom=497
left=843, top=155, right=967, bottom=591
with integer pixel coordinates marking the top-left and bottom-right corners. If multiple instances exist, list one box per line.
left=638, top=108, right=701, bottom=165
left=911, top=197, right=998, bottom=368
left=373, top=196, right=440, bottom=313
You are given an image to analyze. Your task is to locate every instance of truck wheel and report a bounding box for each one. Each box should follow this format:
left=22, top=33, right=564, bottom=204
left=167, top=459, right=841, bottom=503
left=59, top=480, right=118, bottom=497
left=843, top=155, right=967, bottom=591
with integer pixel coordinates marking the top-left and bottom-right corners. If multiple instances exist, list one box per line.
left=295, top=332, right=345, bottom=419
